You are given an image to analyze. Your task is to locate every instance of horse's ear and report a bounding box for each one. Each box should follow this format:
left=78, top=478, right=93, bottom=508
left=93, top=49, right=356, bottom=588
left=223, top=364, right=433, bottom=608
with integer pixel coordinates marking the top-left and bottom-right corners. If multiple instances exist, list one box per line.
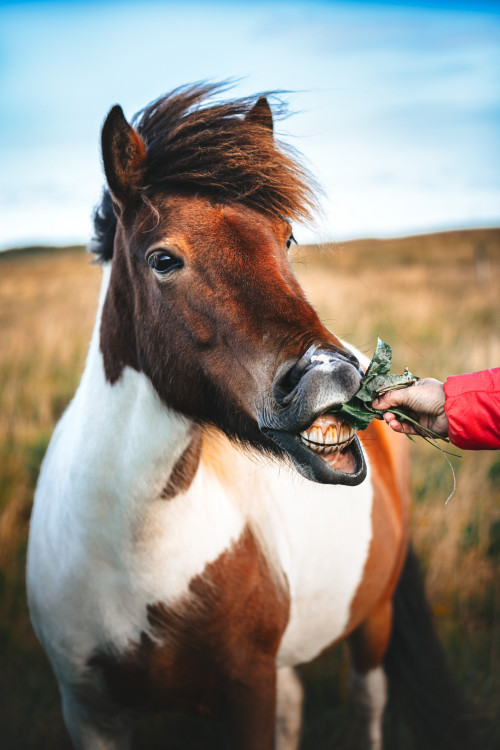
left=246, top=96, right=274, bottom=134
left=101, top=105, right=146, bottom=213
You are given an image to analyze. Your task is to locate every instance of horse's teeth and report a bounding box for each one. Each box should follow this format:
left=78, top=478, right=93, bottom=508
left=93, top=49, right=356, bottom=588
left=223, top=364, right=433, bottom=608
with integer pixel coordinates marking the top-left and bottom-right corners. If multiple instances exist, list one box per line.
left=299, top=421, right=355, bottom=455
left=311, top=426, right=323, bottom=444
left=325, top=425, right=338, bottom=445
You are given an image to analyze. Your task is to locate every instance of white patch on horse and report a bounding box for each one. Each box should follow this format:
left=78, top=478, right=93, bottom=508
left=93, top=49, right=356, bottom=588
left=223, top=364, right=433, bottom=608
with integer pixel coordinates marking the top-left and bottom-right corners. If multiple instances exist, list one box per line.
left=310, top=352, right=331, bottom=365
left=27, top=265, right=245, bottom=681
left=272, top=462, right=373, bottom=666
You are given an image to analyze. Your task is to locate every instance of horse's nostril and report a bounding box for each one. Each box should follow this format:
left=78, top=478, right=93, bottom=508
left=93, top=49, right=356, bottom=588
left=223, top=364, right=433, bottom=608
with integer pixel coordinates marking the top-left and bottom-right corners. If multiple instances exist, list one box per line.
left=273, top=345, right=361, bottom=406
left=344, top=351, right=363, bottom=375
left=287, top=344, right=319, bottom=385
left=272, top=362, right=301, bottom=405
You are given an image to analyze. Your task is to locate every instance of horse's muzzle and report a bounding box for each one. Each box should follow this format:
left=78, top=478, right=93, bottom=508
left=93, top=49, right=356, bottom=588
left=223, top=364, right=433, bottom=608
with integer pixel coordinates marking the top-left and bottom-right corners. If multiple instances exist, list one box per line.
left=259, top=345, right=367, bottom=486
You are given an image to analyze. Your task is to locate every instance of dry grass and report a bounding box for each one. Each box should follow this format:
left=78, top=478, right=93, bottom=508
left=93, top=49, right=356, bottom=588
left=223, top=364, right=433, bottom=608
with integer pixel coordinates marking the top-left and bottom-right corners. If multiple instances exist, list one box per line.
left=0, top=230, right=499, bottom=747
left=0, top=248, right=100, bottom=572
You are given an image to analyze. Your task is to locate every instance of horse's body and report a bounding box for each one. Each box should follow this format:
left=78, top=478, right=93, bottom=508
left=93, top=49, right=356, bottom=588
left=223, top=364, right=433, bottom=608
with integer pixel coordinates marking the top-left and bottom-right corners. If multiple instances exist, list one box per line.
left=28, top=85, right=413, bottom=749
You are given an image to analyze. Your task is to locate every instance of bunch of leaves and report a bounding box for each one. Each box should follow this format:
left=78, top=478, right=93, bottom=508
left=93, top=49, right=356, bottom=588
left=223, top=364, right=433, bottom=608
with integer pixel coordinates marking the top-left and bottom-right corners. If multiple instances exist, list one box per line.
left=331, top=337, right=447, bottom=442
left=332, top=338, right=459, bottom=504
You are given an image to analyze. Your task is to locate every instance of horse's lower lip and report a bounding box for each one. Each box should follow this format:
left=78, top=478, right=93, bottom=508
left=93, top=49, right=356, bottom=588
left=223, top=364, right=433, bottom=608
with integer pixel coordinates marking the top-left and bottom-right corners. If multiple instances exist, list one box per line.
left=301, top=435, right=357, bottom=473
left=261, top=427, right=367, bottom=486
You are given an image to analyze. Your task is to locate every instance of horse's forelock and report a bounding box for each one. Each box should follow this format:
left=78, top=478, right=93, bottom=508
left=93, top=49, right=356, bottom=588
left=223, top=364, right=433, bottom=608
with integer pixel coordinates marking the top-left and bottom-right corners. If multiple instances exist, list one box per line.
left=91, top=83, right=318, bottom=263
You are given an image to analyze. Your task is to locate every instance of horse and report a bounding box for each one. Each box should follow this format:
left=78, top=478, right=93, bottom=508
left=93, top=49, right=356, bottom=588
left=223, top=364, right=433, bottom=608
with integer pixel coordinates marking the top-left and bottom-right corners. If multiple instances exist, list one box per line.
left=27, top=84, right=466, bottom=750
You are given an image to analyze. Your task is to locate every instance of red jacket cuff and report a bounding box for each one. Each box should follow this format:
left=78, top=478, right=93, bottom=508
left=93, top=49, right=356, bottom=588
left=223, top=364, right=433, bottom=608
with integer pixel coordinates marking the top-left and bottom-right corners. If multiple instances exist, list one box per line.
left=444, top=369, right=500, bottom=450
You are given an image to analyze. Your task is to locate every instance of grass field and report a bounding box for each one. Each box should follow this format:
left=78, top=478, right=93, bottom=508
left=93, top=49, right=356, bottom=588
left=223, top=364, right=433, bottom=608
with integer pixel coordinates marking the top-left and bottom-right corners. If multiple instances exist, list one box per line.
left=1, top=229, right=499, bottom=748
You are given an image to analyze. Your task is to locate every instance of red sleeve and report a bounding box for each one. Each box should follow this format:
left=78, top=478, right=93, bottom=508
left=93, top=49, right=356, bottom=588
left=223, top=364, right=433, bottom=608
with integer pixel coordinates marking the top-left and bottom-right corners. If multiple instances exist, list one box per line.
left=443, top=368, right=500, bottom=450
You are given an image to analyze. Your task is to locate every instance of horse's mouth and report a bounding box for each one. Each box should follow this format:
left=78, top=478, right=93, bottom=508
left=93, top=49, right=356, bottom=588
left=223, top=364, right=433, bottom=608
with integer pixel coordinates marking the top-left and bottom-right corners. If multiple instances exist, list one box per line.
left=262, top=413, right=366, bottom=486
left=299, top=414, right=357, bottom=471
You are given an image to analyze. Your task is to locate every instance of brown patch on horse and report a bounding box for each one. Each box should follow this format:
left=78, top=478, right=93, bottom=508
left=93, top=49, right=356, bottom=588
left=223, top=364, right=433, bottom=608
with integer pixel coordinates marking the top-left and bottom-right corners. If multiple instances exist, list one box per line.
left=161, top=430, right=203, bottom=500
left=345, top=419, right=411, bottom=669
left=85, top=525, right=290, bottom=738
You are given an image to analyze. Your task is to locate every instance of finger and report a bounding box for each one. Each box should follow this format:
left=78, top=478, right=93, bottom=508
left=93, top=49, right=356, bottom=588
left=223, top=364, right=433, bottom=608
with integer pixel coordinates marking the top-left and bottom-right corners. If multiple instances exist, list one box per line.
left=383, top=412, right=401, bottom=429
left=383, top=413, right=418, bottom=435
left=387, top=418, right=405, bottom=433
left=372, top=391, right=401, bottom=410
left=388, top=418, right=418, bottom=435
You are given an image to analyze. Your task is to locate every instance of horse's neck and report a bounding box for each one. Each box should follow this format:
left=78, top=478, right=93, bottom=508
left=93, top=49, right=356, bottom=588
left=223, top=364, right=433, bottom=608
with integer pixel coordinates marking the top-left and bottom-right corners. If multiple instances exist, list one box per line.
left=61, top=264, right=193, bottom=510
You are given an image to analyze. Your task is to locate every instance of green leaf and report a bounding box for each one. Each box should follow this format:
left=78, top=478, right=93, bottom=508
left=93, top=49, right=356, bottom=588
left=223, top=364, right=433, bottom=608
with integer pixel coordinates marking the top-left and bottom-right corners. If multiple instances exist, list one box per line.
left=330, top=337, right=420, bottom=432
left=332, top=400, right=377, bottom=431
left=364, top=337, right=392, bottom=379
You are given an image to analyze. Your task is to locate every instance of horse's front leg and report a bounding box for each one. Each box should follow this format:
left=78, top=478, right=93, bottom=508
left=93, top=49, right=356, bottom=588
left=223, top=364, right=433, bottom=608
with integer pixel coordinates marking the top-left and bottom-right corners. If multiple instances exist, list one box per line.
left=347, top=598, right=392, bottom=750
left=275, top=666, right=303, bottom=750
left=222, top=656, right=278, bottom=750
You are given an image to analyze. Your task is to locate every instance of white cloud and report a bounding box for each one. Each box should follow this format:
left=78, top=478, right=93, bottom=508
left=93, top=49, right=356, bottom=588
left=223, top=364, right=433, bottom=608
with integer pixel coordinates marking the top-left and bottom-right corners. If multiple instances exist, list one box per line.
left=1, top=1, right=499, bottom=249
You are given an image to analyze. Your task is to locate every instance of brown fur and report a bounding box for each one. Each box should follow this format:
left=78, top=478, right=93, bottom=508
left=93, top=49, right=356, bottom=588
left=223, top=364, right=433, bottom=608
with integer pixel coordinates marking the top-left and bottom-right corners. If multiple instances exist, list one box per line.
left=99, top=194, right=342, bottom=451
left=101, top=105, right=147, bottom=209
left=161, top=430, right=203, bottom=500
left=132, top=83, right=317, bottom=223
left=92, top=84, right=318, bottom=264
left=86, top=525, right=290, bottom=748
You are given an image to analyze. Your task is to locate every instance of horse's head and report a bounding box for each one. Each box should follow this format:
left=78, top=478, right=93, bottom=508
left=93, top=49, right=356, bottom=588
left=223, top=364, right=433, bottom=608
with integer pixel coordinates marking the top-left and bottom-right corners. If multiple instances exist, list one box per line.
left=97, top=85, right=366, bottom=486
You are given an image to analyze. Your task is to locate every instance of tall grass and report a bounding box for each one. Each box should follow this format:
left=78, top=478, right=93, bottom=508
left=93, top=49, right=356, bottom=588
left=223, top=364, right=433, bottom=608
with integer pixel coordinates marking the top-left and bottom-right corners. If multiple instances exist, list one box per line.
left=0, top=230, right=499, bottom=747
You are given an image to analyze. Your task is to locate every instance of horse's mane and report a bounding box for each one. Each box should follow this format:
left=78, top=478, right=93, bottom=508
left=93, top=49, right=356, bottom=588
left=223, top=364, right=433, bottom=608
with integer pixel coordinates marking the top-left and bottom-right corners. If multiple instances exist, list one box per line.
left=91, top=83, right=317, bottom=262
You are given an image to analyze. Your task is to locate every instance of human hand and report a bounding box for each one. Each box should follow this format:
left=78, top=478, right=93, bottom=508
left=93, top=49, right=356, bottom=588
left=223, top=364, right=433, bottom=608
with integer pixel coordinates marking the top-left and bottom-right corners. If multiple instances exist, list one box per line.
left=372, top=378, right=448, bottom=438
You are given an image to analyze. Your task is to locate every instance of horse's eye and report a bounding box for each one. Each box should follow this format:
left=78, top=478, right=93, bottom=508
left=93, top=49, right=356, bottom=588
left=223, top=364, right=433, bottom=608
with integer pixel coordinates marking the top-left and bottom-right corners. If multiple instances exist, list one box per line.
left=286, top=233, right=296, bottom=252
left=148, top=252, right=183, bottom=275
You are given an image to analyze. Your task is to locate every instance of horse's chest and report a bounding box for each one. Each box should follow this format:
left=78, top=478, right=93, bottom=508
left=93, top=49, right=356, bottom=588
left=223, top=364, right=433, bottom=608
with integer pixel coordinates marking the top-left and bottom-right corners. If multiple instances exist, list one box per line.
left=86, top=525, right=289, bottom=716
left=273, top=471, right=375, bottom=666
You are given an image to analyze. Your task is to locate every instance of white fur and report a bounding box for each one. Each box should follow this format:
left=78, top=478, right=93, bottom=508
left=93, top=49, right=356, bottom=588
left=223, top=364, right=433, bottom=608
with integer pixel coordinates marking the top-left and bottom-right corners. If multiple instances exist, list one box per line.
left=349, top=667, right=388, bottom=750
left=27, top=265, right=376, bottom=723
left=275, top=666, right=303, bottom=750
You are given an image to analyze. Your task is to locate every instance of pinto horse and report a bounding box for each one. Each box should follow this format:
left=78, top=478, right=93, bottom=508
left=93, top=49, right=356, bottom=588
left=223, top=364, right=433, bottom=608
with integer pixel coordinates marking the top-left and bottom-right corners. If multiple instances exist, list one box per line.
left=27, top=85, right=463, bottom=750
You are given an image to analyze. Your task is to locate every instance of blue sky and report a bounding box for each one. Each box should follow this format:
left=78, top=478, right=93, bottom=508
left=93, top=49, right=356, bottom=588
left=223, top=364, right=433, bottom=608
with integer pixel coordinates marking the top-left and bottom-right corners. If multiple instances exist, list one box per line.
left=1, top=0, right=499, bottom=248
